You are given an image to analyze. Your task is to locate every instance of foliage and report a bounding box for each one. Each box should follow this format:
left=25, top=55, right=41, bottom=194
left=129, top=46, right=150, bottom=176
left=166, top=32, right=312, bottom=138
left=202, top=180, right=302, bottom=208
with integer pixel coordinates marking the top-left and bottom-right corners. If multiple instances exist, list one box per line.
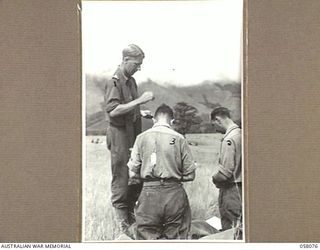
left=173, top=102, right=203, bottom=135
left=85, top=74, right=241, bottom=135
left=86, top=74, right=107, bottom=93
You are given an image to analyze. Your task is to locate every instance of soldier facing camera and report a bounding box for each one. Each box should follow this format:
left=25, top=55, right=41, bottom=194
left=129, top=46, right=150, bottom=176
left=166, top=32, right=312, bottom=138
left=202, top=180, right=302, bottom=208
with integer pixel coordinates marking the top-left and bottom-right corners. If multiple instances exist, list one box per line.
left=104, top=44, right=155, bottom=234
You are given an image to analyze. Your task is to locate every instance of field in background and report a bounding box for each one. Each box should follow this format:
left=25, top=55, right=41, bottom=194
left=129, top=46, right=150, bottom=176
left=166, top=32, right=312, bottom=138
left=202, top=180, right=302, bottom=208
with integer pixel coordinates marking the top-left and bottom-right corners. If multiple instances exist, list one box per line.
left=84, top=133, right=223, bottom=241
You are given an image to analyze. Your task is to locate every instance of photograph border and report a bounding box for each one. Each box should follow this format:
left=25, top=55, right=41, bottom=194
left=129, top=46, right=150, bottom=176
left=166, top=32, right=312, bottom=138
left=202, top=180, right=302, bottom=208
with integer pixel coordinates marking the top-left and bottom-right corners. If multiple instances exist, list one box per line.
left=81, top=0, right=245, bottom=242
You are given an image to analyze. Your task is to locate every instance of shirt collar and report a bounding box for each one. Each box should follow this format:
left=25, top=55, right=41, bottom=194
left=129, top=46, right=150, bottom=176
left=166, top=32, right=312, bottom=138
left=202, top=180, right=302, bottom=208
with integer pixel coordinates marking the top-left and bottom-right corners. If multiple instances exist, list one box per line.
left=152, top=122, right=171, bottom=129
left=223, top=124, right=239, bottom=140
left=114, top=66, right=128, bottom=82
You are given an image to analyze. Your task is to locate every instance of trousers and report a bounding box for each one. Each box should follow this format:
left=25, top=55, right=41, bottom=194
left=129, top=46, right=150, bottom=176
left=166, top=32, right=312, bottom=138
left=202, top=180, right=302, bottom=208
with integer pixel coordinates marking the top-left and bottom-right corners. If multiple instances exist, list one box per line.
left=134, top=182, right=191, bottom=240
left=106, top=125, right=142, bottom=219
left=218, top=183, right=242, bottom=231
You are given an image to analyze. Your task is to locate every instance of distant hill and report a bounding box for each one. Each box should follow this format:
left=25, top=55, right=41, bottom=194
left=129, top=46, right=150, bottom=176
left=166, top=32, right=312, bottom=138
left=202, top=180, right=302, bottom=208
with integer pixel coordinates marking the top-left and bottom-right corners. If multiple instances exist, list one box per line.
left=85, top=74, right=241, bottom=135
left=177, top=81, right=241, bottom=121
left=86, top=74, right=106, bottom=116
left=138, top=79, right=210, bottom=115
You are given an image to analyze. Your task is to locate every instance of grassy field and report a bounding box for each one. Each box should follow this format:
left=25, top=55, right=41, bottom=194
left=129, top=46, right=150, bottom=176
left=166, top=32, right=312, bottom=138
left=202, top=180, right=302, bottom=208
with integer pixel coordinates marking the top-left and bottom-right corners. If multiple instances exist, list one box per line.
left=84, top=133, right=223, bottom=241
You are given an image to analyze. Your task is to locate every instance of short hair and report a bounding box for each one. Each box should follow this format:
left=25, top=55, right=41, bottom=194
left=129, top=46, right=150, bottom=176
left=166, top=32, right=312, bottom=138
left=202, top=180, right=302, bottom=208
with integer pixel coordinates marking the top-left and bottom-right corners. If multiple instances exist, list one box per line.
left=154, top=104, right=174, bottom=120
left=211, top=107, right=231, bottom=120
left=122, top=44, right=145, bottom=60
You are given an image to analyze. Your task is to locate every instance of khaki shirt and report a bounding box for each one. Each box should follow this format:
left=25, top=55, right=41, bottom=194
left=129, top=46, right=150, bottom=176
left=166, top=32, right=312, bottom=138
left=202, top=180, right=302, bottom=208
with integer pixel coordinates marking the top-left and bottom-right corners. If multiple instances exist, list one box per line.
left=217, top=124, right=242, bottom=183
left=104, top=67, right=140, bottom=127
left=104, top=67, right=141, bottom=147
left=127, top=123, right=197, bottom=180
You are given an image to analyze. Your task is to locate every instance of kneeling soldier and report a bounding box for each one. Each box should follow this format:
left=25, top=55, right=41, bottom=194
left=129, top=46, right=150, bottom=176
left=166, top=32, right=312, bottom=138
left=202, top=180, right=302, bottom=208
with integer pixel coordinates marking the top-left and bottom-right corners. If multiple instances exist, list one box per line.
left=127, top=104, right=197, bottom=240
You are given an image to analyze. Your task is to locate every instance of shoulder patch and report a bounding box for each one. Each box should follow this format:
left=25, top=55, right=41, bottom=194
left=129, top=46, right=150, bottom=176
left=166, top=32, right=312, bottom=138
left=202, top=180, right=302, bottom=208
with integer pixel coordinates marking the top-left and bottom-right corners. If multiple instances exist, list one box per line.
left=112, top=75, right=120, bottom=86
left=111, top=79, right=118, bottom=87
left=227, top=140, right=232, bottom=146
left=112, top=75, right=119, bottom=80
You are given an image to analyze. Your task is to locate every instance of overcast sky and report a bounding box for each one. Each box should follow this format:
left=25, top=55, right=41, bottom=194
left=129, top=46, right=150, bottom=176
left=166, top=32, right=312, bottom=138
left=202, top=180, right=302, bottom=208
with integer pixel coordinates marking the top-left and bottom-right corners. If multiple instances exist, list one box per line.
left=82, top=0, right=243, bottom=86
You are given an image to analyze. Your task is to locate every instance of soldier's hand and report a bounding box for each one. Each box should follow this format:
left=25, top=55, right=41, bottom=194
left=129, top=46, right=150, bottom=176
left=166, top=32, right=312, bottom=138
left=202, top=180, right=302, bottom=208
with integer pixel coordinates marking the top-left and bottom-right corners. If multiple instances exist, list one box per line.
left=129, top=170, right=140, bottom=179
left=140, top=109, right=153, bottom=119
left=128, top=178, right=141, bottom=185
left=128, top=174, right=141, bottom=185
left=138, top=91, right=154, bottom=105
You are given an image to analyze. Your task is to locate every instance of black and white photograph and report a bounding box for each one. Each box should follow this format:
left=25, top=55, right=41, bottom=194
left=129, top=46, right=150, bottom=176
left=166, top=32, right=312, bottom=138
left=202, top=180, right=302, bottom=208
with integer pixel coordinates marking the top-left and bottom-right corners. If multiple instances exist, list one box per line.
left=82, top=0, right=244, bottom=241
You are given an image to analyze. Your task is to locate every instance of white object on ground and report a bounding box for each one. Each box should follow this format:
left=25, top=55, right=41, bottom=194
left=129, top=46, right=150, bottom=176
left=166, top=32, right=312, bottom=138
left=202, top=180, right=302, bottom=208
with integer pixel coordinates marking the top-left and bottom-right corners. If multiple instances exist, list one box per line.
left=206, top=216, right=222, bottom=230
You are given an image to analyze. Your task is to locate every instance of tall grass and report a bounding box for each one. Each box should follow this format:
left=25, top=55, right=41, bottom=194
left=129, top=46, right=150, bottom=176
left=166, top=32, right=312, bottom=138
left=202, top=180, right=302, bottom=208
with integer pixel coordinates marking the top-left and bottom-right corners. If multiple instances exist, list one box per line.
left=84, top=133, right=223, bottom=241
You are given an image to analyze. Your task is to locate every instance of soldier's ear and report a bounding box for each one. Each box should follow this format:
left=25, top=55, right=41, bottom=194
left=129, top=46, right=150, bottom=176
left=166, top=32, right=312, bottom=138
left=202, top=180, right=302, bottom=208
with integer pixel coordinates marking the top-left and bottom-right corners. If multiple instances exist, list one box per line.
left=216, top=116, right=223, bottom=125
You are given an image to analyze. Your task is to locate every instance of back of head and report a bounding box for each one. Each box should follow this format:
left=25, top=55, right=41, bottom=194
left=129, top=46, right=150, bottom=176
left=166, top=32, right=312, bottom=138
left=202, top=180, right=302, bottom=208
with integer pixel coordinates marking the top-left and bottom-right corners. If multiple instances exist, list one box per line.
left=211, top=107, right=231, bottom=120
left=154, top=104, right=174, bottom=121
left=122, top=44, right=145, bottom=60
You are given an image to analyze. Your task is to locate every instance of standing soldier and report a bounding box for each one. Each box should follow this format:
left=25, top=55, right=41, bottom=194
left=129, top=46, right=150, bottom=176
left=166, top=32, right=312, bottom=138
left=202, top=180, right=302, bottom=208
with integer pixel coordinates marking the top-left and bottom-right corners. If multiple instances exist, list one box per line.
left=104, top=44, right=154, bottom=233
left=128, top=104, right=197, bottom=240
left=210, top=107, right=242, bottom=239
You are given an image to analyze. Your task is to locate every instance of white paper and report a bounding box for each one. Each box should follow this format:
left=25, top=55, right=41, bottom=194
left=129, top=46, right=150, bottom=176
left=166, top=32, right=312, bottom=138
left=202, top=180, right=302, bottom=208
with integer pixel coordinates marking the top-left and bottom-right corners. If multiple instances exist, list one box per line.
left=150, top=152, right=157, bottom=166
left=206, top=216, right=222, bottom=230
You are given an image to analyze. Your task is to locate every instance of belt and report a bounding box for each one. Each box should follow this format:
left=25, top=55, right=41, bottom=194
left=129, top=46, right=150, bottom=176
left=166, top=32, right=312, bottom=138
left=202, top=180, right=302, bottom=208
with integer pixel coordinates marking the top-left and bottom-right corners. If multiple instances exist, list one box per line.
left=109, top=123, right=125, bottom=128
left=142, top=178, right=181, bottom=187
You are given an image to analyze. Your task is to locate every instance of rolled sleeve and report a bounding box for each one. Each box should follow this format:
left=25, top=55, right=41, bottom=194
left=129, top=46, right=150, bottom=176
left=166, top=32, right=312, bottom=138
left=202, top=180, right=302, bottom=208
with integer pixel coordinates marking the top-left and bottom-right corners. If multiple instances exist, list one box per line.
left=127, top=137, right=142, bottom=173
left=104, top=80, right=121, bottom=113
left=181, top=139, right=197, bottom=175
left=218, top=139, right=236, bottom=179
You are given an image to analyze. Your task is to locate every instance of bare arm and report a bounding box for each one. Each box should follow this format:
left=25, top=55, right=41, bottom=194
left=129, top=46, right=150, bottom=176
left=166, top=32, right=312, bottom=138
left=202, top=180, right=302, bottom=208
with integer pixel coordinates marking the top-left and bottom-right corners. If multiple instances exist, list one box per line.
left=180, top=139, right=197, bottom=181
left=109, top=91, right=154, bottom=118
left=213, top=139, right=237, bottom=183
left=109, top=99, right=139, bottom=117
left=127, top=137, right=142, bottom=178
